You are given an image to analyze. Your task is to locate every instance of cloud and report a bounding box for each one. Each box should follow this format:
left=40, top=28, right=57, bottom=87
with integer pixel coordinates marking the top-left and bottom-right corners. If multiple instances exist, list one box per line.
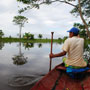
left=0, top=0, right=14, bottom=7
left=28, top=18, right=37, bottom=24
left=0, top=0, right=81, bottom=38
left=44, top=20, right=56, bottom=25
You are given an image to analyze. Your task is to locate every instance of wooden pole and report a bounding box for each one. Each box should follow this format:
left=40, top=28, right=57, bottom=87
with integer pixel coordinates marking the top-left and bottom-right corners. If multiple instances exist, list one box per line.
left=49, top=32, right=54, bottom=72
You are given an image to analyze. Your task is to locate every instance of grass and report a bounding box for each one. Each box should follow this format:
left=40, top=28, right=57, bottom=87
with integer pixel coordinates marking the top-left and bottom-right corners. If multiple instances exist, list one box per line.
left=0, top=37, right=62, bottom=43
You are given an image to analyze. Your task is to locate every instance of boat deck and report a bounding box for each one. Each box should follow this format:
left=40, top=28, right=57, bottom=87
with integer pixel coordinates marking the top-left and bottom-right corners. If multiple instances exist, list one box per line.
left=31, top=64, right=90, bottom=90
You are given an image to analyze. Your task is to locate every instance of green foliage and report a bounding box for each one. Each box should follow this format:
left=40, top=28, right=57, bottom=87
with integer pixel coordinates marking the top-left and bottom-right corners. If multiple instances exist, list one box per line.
left=0, top=30, right=4, bottom=38
left=63, top=36, right=68, bottom=41
left=73, top=23, right=88, bottom=38
left=67, top=0, right=75, bottom=1
left=13, top=15, right=28, bottom=26
left=19, top=4, right=39, bottom=13
left=23, top=42, right=34, bottom=49
left=13, top=15, right=28, bottom=38
left=70, top=0, right=90, bottom=38
left=29, top=34, right=34, bottom=39
left=84, top=40, right=90, bottom=60
left=17, top=0, right=90, bottom=38
left=71, top=0, right=90, bottom=18
left=17, top=0, right=57, bottom=13
left=17, top=0, right=31, bottom=4
left=17, top=0, right=77, bottom=13
left=58, top=37, right=62, bottom=41
left=23, top=32, right=34, bottom=39
left=0, top=42, right=4, bottom=50
left=17, top=0, right=40, bottom=13
left=38, top=34, right=42, bottom=39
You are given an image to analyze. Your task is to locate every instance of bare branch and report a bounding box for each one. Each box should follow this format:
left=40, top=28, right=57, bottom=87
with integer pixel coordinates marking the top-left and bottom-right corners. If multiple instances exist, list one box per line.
left=57, top=0, right=77, bottom=7
left=39, top=0, right=77, bottom=8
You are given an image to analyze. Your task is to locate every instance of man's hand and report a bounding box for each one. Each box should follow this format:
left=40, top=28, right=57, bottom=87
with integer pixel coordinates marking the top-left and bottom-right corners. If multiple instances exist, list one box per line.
left=49, top=51, right=66, bottom=59
left=49, top=53, right=54, bottom=58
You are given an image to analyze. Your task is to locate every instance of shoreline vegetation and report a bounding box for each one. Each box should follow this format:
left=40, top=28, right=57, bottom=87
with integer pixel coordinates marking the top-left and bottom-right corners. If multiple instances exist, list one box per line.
left=0, top=37, right=90, bottom=44
left=0, top=37, right=62, bottom=43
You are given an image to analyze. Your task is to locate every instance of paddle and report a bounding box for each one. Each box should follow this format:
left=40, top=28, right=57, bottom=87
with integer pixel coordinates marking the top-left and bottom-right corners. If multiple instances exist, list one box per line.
left=49, top=32, right=54, bottom=72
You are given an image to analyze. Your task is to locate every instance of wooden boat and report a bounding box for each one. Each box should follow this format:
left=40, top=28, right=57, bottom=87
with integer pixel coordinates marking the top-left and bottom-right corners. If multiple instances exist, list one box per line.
left=31, top=63, right=90, bottom=90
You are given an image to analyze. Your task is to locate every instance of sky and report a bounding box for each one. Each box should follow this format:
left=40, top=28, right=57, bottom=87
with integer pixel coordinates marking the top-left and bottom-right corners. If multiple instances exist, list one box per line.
left=0, top=0, right=82, bottom=39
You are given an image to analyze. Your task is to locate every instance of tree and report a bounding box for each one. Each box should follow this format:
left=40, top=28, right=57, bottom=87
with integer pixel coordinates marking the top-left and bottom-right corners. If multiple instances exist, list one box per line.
left=17, top=0, right=90, bottom=39
left=0, top=30, right=4, bottom=38
left=71, top=0, right=90, bottom=39
left=23, top=32, right=34, bottom=39
left=63, top=36, right=68, bottom=42
left=38, top=34, right=42, bottom=39
left=23, top=32, right=31, bottom=39
left=73, top=23, right=88, bottom=39
left=13, top=15, right=28, bottom=39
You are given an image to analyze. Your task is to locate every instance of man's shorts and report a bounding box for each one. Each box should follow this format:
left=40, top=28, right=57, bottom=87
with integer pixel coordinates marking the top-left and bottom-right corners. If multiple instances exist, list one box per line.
left=62, top=57, right=89, bottom=78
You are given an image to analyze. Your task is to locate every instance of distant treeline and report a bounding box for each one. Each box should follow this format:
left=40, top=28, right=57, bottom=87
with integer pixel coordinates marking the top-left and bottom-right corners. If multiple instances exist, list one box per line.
left=0, top=37, right=90, bottom=44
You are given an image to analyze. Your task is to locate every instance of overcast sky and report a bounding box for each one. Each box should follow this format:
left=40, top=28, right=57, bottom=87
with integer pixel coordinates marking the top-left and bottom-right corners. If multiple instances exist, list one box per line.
left=0, top=0, right=82, bottom=38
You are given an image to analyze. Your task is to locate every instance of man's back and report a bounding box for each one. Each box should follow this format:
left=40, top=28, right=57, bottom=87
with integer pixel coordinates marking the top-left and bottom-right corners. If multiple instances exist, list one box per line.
left=62, top=36, right=87, bottom=67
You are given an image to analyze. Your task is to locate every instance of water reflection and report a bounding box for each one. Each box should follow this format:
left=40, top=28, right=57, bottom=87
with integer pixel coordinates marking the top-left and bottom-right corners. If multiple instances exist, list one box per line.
left=23, top=42, right=34, bottom=50
left=0, top=41, right=89, bottom=90
left=0, top=42, right=4, bottom=50
left=12, top=42, right=28, bottom=65
left=38, top=43, right=42, bottom=48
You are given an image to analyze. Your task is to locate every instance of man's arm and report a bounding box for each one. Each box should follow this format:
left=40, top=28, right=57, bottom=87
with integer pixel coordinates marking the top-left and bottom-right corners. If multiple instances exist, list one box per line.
left=49, top=51, right=67, bottom=58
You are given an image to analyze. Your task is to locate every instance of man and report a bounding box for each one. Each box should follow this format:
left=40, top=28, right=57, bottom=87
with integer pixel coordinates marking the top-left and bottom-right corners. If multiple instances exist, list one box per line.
left=50, top=27, right=87, bottom=68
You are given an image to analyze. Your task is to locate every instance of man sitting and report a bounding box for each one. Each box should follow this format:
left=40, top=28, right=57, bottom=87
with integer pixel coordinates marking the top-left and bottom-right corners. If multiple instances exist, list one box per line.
left=50, top=27, right=89, bottom=78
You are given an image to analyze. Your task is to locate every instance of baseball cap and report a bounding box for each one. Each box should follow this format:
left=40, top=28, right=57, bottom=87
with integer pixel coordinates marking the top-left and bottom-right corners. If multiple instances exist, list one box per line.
left=67, top=27, right=79, bottom=34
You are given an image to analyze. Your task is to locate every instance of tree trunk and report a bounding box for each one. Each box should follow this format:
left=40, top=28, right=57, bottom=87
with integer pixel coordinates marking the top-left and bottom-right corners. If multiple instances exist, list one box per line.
left=19, top=25, right=22, bottom=39
left=78, top=0, right=90, bottom=39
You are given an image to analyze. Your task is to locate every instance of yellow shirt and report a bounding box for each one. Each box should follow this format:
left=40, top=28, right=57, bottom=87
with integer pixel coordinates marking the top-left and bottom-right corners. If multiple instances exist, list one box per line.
left=62, top=36, right=87, bottom=67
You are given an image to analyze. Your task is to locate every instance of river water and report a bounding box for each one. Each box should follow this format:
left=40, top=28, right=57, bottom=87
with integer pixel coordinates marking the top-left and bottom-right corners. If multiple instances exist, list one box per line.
left=0, top=42, right=63, bottom=90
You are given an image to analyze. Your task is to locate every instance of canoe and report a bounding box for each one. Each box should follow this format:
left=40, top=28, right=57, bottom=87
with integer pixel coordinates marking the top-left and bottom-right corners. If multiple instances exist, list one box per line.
left=31, top=63, right=90, bottom=90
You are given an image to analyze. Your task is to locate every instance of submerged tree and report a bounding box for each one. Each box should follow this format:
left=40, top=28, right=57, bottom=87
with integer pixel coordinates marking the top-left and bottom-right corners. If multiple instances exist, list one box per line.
left=17, top=0, right=90, bottom=39
left=13, top=15, right=28, bottom=39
